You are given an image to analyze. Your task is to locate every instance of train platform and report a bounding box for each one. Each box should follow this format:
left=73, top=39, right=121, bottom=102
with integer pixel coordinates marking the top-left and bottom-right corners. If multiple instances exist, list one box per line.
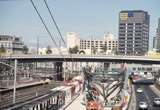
left=0, top=80, right=48, bottom=92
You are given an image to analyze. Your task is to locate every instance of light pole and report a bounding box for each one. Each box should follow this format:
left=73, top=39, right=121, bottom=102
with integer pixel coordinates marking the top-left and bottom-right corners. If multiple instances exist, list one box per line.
left=13, top=59, right=17, bottom=103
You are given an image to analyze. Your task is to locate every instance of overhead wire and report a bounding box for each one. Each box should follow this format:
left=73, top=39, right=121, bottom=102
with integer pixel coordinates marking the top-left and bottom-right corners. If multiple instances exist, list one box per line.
left=30, top=0, right=64, bottom=57
left=43, top=0, right=65, bottom=45
left=30, top=0, right=70, bottom=78
left=43, top=0, right=74, bottom=73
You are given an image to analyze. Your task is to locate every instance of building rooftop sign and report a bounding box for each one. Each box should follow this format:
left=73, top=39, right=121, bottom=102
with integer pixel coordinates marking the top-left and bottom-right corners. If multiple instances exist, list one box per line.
left=120, top=12, right=128, bottom=21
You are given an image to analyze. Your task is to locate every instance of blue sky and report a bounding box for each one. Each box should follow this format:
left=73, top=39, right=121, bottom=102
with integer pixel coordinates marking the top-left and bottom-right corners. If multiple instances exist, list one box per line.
left=0, top=0, right=160, bottom=49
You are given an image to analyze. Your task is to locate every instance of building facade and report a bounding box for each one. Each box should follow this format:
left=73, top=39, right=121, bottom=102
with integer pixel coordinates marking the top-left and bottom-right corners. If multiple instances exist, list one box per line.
left=66, top=32, right=80, bottom=49
left=118, top=10, right=150, bottom=55
left=0, top=35, right=25, bottom=54
left=153, top=36, right=156, bottom=49
left=67, top=32, right=118, bottom=55
left=155, top=18, right=160, bottom=52
left=38, top=47, right=68, bottom=55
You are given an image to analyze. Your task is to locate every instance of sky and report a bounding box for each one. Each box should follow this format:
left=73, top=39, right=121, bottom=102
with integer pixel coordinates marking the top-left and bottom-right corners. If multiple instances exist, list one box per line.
left=0, top=0, right=160, bottom=49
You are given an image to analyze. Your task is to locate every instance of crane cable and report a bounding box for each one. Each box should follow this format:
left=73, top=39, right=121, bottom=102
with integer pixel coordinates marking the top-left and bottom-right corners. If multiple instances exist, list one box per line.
left=43, top=0, right=65, bottom=45
left=30, top=0, right=69, bottom=79
left=43, top=0, right=74, bottom=73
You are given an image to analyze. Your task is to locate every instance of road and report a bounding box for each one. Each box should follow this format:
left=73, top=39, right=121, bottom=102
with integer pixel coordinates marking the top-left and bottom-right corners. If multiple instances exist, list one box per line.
left=135, top=84, right=160, bottom=110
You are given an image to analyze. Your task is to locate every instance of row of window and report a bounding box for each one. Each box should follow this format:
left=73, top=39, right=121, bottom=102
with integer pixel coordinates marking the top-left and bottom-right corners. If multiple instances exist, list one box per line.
left=132, top=67, right=152, bottom=71
left=119, top=33, right=142, bottom=36
left=80, top=47, right=115, bottom=50
left=119, top=23, right=142, bottom=25
left=80, top=41, right=117, bottom=43
left=120, top=30, right=142, bottom=33
left=119, top=27, right=142, bottom=29
left=0, top=43, right=12, bottom=47
left=80, top=43, right=116, bottom=45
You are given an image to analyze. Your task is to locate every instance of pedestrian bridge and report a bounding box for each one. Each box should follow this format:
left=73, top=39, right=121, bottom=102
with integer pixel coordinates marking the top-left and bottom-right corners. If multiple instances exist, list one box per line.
left=3, top=54, right=160, bottom=64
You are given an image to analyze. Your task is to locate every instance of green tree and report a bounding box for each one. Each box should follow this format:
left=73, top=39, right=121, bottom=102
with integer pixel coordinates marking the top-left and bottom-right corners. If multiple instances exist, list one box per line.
left=101, top=45, right=107, bottom=54
left=112, top=47, right=118, bottom=55
left=46, top=45, right=52, bottom=54
left=79, top=50, right=85, bottom=54
left=23, top=45, right=28, bottom=54
left=154, top=70, right=160, bottom=82
left=69, top=45, right=79, bottom=54
left=92, top=46, right=97, bottom=55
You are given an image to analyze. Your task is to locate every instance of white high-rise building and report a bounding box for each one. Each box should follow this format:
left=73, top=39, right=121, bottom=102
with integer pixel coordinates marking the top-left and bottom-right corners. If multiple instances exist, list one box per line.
left=67, top=32, right=80, bottom=49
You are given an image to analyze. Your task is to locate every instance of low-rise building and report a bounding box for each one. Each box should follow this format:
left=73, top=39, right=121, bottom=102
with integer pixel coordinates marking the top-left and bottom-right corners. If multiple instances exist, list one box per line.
left=0, top=35, right=25, bottom=54
left=38, top=47, right=68, bottom=55
left=67, top=32, right=118, bottom=55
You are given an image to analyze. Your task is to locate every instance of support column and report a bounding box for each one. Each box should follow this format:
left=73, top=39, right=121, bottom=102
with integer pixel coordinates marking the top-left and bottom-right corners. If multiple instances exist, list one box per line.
left=13, top=59, right=17, bottom=103
left=55, top=62, right=63, bottom=81
left=104, top=62, right=110, bottom=72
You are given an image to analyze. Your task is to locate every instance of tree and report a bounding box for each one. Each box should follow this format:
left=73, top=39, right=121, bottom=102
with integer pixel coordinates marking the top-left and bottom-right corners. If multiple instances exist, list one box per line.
left=154, top=70, right=160, bottom=82
left=92, top=46, right=97, bottom=55
left=112, top=47, right=118, bottom=55
left=23, top=45, right=28, bottom=54
left=69, top=45, right=79, bottom=54
left=101, top=45, right=107, bottom=54
left=79, top=50, right=85, bottom=54
left=46, top=45, right=52, bottom=54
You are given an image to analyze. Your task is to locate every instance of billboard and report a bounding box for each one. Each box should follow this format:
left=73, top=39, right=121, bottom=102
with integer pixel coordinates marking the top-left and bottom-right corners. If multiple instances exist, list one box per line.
left=120, top=12, right=128, bottom=21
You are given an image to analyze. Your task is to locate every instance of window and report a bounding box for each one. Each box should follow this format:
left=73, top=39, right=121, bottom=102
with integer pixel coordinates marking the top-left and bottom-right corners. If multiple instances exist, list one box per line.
left=135, top=30, right=141, bottom=33
left=136, top=23, right=142, bottom=25
left=120, top=23, right=125, bottom=25
left=127, top=34, right=133, bottom=36
left=119, top=27, right=125, bottom=29
left=135, top=34, right=141, bottom=36
left=119, top=34, right=125, bottom=36
left=128, top=23, right=133, bottom=25
left=138, top=68, right=141, bottom=71
left=133, top=67, right=136, bottom=71
left=128, top=27, right=133, bottom=29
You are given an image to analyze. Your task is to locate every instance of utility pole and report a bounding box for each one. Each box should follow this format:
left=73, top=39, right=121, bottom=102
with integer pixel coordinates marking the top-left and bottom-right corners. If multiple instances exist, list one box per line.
left=13, top=59, right=17, bottom=103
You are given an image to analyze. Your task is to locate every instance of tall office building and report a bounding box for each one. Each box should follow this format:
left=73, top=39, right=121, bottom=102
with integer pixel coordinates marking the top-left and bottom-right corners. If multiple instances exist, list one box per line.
left=153, top=36, right=156, bottom=49
left=118, top=10, right=150, bottom=55
left=155, top=18, right=160, bottom=52
left=67, top=32, right=80, bottom=49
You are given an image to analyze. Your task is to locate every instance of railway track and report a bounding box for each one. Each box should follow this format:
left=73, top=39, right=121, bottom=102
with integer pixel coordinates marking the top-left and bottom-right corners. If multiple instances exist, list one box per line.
left=0, top=83, right=59, bottom=108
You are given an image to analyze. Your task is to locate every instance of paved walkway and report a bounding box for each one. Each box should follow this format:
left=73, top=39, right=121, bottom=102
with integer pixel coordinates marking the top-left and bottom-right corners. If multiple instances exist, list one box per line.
left=0, top=81, right=44, bottom=92
left=65, top=93, right=85, bottom=110
left=64, top=81, right=121, bottom=110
